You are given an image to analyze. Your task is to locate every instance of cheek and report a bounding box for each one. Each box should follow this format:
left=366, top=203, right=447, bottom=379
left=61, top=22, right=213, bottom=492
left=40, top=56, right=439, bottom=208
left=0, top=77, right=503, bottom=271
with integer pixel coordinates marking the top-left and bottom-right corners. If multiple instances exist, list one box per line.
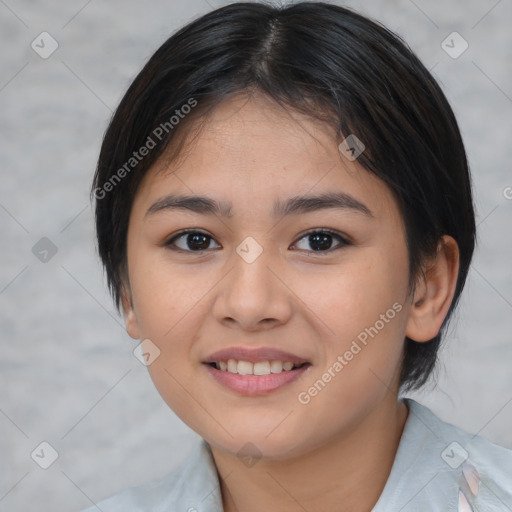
left=127, top=252, right=214, bottom=400
left=132, top=272, right=209, bottom=428
left=304, top=245, right=409, bottom=381
left=295, top=269, right=408, bottom=430
left=128, top=249, right=201, bottom=333
left=302, top=246, right=408, bottom=331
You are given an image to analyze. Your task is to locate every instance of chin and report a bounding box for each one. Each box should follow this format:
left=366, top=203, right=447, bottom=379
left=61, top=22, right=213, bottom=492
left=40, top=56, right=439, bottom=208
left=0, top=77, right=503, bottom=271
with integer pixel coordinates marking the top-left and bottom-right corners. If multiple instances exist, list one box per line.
left=205, top=424, right=309, bottom=462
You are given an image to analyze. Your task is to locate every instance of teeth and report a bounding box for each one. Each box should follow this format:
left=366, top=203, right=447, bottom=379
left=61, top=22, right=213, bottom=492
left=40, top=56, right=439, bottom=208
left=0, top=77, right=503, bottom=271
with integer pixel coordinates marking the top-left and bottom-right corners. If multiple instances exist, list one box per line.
left=237, top=360, right=253, bottom=375
left=270, top=360, right=284, bottom=373
left=253, top=361, right=270, bottom=375
left=214, top=359, right=301, bottom=375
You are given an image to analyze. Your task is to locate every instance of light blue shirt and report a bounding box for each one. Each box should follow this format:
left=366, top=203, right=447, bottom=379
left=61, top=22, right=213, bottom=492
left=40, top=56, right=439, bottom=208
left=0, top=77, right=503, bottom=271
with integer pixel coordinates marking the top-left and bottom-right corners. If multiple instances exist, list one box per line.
left=83, top=398, right=512, bottom=511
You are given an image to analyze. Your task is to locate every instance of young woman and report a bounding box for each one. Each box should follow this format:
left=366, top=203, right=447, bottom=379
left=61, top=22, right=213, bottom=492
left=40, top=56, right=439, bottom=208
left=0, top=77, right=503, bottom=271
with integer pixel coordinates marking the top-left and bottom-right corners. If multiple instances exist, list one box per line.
left=86, top=2, right=512, bottom=510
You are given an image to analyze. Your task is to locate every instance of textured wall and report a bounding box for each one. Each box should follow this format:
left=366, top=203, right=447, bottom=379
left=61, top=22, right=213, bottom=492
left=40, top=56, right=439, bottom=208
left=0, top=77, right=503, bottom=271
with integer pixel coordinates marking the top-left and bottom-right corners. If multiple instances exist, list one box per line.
left=1, top=0, right=511, bottom=510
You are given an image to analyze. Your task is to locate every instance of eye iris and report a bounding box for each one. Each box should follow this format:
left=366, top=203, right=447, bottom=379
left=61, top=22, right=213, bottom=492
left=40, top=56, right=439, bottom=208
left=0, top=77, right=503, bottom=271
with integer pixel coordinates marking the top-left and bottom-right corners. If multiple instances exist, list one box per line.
left=176, top=231, right=339, bottom=252
left=309, top=233, right=333, bottom=251
left=187, top=233, right=209, bottom=251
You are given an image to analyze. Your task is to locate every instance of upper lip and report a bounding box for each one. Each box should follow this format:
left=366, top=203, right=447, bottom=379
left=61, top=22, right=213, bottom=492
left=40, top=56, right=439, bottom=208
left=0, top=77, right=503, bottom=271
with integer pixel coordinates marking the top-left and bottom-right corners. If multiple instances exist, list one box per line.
left=203, top=346, right=310, bottom=365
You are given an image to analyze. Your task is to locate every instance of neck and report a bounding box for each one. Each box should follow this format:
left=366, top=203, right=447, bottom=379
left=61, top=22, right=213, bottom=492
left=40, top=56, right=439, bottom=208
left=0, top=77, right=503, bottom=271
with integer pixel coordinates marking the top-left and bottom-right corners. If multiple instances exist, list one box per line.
left=210, top=396, right=409, bottom=512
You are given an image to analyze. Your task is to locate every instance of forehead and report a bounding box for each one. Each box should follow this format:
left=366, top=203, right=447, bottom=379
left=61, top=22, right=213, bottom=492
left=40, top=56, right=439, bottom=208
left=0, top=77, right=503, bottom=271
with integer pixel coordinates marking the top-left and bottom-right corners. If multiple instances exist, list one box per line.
left=133, top=93, right=401, bottom=224
left=180, top=93, right=342, bottom=172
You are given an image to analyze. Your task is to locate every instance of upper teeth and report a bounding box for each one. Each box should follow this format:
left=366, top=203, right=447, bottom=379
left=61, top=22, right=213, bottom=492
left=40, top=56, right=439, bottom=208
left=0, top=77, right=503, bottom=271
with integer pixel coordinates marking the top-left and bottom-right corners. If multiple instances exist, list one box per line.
left=216, top=359, right=297, bottom=375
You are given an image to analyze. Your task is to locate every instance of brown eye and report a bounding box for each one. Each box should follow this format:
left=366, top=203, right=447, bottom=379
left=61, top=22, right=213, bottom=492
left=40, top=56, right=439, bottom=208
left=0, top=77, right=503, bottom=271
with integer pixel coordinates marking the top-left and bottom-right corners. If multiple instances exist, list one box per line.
left=292, top=230, right=350, bottom=253
left=165, top=229, right=350, bottom=254
left=165, top=230, right=221, bottom=252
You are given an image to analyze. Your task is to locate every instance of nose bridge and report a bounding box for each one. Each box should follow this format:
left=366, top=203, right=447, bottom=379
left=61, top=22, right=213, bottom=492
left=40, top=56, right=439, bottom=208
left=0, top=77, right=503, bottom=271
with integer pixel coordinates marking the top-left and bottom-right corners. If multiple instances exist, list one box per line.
left=230, top=234, right=276, bottom=300
left=215, top=235, right=291, bottom=328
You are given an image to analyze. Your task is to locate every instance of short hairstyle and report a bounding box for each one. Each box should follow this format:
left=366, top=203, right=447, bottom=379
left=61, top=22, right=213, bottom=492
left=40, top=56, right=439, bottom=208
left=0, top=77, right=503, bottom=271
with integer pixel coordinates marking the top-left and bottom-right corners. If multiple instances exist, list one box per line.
left=91, top=1, right=476, bottom=393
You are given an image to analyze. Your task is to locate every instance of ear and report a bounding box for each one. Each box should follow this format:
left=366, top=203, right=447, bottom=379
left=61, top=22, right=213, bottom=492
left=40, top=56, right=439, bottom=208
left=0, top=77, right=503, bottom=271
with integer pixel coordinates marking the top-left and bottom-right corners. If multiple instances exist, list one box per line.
left=120, top=282, right=140, bottom=340
left=405, top=235, right=460, bottom=342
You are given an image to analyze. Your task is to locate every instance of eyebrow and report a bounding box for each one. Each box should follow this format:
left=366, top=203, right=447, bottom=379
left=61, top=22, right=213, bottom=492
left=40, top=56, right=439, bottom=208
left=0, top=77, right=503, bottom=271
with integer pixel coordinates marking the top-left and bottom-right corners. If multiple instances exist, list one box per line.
left=145, top=192, right=374, bottom=219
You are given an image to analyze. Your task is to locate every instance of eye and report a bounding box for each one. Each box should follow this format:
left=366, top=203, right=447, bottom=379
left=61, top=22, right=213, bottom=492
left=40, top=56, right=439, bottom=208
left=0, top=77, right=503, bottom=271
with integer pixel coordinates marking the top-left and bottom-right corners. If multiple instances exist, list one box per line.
left=165, top=230, right=221, bottom=252
left=292, top=229, right=350, bottom=253
left=165, top=229, right=350, bottom=254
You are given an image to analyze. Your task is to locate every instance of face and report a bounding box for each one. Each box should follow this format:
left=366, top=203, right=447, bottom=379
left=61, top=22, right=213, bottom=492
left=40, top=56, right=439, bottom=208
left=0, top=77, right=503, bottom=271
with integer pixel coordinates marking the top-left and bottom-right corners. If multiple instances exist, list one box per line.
left=122, top=92, right=414, bottom=460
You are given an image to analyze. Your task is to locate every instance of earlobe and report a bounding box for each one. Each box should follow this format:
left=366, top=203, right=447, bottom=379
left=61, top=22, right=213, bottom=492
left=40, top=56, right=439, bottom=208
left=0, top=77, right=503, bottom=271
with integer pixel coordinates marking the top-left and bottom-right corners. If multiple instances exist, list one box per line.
left=120, top=285, right=140, bottom=340
left=405, top=235, right=460, bottom=342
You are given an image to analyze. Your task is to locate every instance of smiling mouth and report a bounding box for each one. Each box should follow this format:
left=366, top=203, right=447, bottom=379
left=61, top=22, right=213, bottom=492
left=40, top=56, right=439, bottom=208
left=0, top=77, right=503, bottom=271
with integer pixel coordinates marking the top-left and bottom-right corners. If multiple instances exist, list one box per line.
left=203, top=359, right=312, bottom=395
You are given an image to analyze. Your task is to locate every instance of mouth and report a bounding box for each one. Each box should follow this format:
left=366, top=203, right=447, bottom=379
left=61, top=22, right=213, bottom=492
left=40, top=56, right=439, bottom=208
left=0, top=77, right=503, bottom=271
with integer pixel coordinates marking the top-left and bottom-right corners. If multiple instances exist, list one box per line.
left=203, top=359, right=312, bottom=396
left=201, top=347, right=312, bottom=395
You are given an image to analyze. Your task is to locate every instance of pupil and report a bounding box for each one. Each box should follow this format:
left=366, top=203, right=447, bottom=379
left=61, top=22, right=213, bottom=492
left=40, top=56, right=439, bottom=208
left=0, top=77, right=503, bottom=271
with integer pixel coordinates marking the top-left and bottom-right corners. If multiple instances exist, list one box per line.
left=310, top=233, right=332, bottom=251
left=188, top=233, right=209, bottom=251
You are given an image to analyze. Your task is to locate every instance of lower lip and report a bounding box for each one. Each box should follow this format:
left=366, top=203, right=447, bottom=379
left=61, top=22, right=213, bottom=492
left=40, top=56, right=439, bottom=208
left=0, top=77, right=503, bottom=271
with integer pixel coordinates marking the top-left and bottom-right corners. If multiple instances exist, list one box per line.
left=203, top=363, right=311, bottom=396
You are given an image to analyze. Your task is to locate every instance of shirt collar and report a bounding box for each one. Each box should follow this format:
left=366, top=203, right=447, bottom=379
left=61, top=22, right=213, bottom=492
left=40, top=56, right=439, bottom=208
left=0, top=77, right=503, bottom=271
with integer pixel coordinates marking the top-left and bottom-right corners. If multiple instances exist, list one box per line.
left=177, top=398, right=478, bottom=512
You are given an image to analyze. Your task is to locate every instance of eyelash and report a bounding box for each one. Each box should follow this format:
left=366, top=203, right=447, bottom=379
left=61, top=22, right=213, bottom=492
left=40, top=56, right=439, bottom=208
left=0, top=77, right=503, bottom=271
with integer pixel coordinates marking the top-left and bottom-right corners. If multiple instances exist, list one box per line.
left=164, top=229, right=351, bottom=255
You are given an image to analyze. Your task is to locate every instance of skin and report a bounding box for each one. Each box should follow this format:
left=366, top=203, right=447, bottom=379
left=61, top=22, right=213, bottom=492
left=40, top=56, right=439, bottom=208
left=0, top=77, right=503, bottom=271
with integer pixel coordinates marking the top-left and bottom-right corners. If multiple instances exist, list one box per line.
left=121, top=91, right=459, bottom=512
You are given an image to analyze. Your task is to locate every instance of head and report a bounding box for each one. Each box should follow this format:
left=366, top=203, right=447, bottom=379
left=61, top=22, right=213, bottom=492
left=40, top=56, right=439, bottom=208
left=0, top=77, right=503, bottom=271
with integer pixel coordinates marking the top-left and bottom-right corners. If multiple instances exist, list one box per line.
left=92, top=2, right=475, bottom=458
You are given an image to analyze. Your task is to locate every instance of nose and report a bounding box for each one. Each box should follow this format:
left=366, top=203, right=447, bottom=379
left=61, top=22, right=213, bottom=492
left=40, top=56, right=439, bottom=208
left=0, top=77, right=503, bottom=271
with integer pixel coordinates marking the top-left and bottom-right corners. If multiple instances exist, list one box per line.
left=212, top=241, right=293, bottom=332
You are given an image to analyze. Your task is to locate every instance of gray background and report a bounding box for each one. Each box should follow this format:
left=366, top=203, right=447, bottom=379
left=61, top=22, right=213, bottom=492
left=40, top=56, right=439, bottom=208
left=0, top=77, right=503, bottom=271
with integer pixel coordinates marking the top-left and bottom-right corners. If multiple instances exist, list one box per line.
left=1, top=0, right=511, bottom=510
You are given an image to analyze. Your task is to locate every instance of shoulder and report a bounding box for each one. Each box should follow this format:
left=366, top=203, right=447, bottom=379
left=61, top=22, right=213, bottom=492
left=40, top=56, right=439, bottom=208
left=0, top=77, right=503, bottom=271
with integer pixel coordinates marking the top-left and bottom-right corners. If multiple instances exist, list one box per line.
left=402, top=398, right=512, bottom=510
left=81, top=469, right=182, bottom=512
left=406, top=398, right=512, bottom=471
left=81, top=439, right=223, bottom=512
